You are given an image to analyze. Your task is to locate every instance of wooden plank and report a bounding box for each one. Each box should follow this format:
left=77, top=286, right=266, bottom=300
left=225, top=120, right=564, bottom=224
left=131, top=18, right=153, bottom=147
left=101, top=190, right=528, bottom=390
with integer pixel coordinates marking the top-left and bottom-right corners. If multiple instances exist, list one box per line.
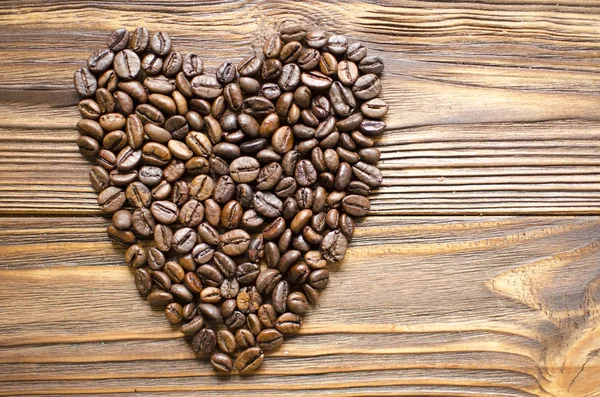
left=0, top=216, right=599, bottom=396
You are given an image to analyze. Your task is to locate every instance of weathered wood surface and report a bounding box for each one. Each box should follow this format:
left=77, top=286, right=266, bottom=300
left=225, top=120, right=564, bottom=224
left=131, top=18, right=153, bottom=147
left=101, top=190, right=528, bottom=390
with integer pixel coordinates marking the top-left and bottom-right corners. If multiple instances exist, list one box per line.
left=1, top=0, right=600, bottom=396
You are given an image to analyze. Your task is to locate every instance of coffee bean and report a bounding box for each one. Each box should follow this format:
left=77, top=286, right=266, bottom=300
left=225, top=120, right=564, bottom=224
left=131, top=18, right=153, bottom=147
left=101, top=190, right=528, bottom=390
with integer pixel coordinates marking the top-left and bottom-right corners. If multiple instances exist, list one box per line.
left=106, top=224, right=135, bottom=245
left=305, top=30, right=327, bottom=48
left=134, top=268, right=152, bottom=297
left=235, top=328, right=255, bottom=350
left=217, top=329, right=237, bottom=355
left=327, top=35, right=348, bottom=54
left=172, top=227, right=197, bottom=254
left=278, top=63, right=301, bottom=91
left=277, top=249, right=300, bottom=273
left=74, top=68, right=98, bottom=97
left=263, top=35, right=283, bottom=58
left=261, top=58, right=282, bottom=81
left=147, top=247, right=166, bottom=270
left=107, top=28, right=130, bottom=51
left=211, top=352, right=234, bottom=372
left=191, top=75, right=223, bottom=99
left=235, top=346, right=264, bottom=374
left=353, top=73, right=382, bottom=100
left=220, top=229, right=251, bottom=256
left=294, top=159, right=317, bottom=186
left=154, top=224, right=173, bottom=252
left=319, top=52, right=338, bottom=76
left=287, top=291, right=309, bottom=314
left=98, top=186, right=125, bottom=213
left=129, top=27, right=149, bottom=53
left=192, top=328, right=216, bottom=355
left=78, top=99, right=102, bottom=119
left=165, top=302, right=183, bottom=324
left=329, top=82, right=356, bottom=117
left=301, top=70, right=333, bottom=91
left=87, top=48, right=114, bottom=74
left=279, top=20, right=307, bottom=42
left=236, top=286, right=261, bottom=314
left=236, top=262, right=260, bottom=285
left=242, top=96, right=275, bottom=119
left=148, top=290, right=174, bottom=307
left=253, top=191, right=283, bottom=218
left=238, top=55, right=262, bottom=77
left=239, top=77, right=261, bottom=95
left=113, top=50, right=141, bottom=80
left=352, top=161, right=383, bottom=188
left=225, top=310, right=246, bottom=329
left=199, top=303, right=222, bottom=322
left=275, top=312, right=302, bottom=334
left=272, top=280, right=289, bottom=313
left=321, top=230, right=348, bottom=262
left=77, top=135, right=100, bottom=157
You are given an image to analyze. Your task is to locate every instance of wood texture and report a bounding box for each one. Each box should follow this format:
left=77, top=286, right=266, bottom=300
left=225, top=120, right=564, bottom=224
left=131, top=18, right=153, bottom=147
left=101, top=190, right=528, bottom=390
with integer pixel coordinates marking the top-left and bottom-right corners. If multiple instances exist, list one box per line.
left=1, top=0, right=600, bottom=396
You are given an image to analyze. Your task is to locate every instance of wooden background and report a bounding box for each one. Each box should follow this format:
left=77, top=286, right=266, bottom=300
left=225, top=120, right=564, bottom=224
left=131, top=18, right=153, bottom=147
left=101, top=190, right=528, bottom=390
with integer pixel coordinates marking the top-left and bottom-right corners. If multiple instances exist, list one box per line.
left=1, top=0, right=600, bottom=396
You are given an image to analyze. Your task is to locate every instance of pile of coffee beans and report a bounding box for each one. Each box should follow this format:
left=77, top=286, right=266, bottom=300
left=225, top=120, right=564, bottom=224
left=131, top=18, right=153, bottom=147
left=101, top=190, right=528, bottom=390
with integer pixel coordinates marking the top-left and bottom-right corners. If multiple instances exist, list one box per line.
left=74, top=22, right=386, bottom=374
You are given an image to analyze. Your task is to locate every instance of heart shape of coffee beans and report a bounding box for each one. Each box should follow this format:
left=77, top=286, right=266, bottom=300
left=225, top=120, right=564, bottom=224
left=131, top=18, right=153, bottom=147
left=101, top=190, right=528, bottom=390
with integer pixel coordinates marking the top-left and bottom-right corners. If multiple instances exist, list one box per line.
left=73, top=22, right=387, bottom=374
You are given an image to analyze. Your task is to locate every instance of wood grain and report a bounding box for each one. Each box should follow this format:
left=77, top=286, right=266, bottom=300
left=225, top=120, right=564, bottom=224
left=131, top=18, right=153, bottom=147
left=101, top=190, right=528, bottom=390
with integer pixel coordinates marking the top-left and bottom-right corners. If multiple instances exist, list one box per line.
left=1, top=0, right=600, bottom=395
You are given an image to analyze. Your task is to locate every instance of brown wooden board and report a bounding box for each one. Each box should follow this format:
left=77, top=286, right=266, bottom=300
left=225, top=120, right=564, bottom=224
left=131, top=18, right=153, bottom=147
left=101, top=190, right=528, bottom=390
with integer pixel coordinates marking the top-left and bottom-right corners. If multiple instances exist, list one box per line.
left=1, top=1, right=600, bottom=395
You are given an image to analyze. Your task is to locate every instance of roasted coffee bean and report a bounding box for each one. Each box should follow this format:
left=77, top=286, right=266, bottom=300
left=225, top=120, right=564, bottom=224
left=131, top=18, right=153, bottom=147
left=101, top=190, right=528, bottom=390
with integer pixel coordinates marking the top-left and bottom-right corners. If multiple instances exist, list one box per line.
left=319, top=52, right=338, bottom=76
left=287, top=291, right=309, bottom=314
left=256, top=328, right=283, bottom=351
left=182, top=303, right=198, bottom=321
left=258, top=304, right=277, bottom=328
left=186, top=156, right=211, bottom=175
left=211, top=352, right=233, bottom=372
left=149, top=31, right=171, bottom=56
left=204, top=199, right=221, bottom=227
left=306, top=30, right=327, bottom=48
left=154, top=224, right=173, bottom=252
left=129, top=27, right=149, bottom=53
left=181, top=315, right=205, bottom=336
left=106, top=224, right=135, bottom=245
left=247, top=236, right=264, bottom=262
left=77, top=135, right=100, bottom=157
left=225, top=310, right=246, bottom=329
left=213, top=175, right=235, bottom=204
left=353, top=73, right=382, bottom=100
left=192, top=328, right=216, bottom=355
left=103, top=129, right=127, bottom=152
left=235, top=346, right=264, bottom=374
left=201, top=286, right=222, bottom=303
left=192, top=243, right=215, bottom=265
left=98, top=186, right=125, bottom=213
left=256, top=162, right=283, bottom=191
left=264, top=242, right=281, bottom=269
left=235, top=328, right=255, bottom=349
left=342, top=194, right=371, bottom=217
left=297, top=48, right=320, bottom=71
left=261, top=58, right=282, bottom=80
left=113, top=49, right=141, bottom=80
left=275, top=312, right=302, bottom=334
left=236, top=262, right=260, bottom=285
left=294, top=160, right=317, bottom=186
left=148, top=290, right=174, bottom=307
left=288, top=261, right=310, bottom=285
left=114, top=91, right=134, bottom=115
left=303, top=283, right=320, bottom=305
left=135, top=268, right=152, bottom=297
left=150, top=200, right=179, bottom=224
left=171, top=227, right=197, bottom=254
left=74, top=68, right=97, bottom=97
left=142, top=53, right=163, bottom=75
left=165, top=302, right=183, bottom=324
left=308, top=269, right=330, bottom=290
left=263, top=35, right=283, bottom=58
left=359, top=55, right=385, bottom=74
left=124, top=244, right=146, bottom=269
left=243, top=96, right=275, bottom=118
left=257, top=148, right=282, bottom=164
left=277, top=249, right=300, bottom=273
left=220, top=229, right=251, bottom=256
left=239, top=77, right=261, bottom=95
left=78, top=99, right=102, bottom=119
left=147, top=247, right=166, bottom=270
left=352, top=161, right=383, bottom=187
left=329, top=82, right=356, bottom=117
left=321, top=230, right=348, bottom=262
left=274, top=176, right=296, bottom=198
left=327, top=34, right=348, bottom=54
left=253, top=191, right=283, bottom=218
left=217, top=329, right=237, bottom=354
left=261, top=82, right=281, bottom=101
left=335, top=162, right=352, bottom=190
left=199, top=303, right=222, bottom=322
left=191, top=75, right=223, bottom=99
left=279, top=41, right=303, bottom=64
left=236, top=286, right=261, bottom=314
left=238, top=55, right=262, bottom=77
left=278, top=63, right=301, bottom=91
left=272, top=280, right=289, bottom=313
left=107, top=27, right=130, bottom=51
left=301, top=70, right=333, bottom=90
left=279, top=20, right=307, bottom=42
left=221, top=200, right=243, bottom=229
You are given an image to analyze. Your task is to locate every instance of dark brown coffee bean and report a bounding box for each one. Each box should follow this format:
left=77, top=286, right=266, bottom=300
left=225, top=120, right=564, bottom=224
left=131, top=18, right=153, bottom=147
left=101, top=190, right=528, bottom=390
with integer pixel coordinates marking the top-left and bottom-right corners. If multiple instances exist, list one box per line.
left=256, top=162, right=283, bottom=191
left=334, top=162, right=352, bottom=191
left=147, top=247, right=166, bottom=270
left=98, top=186, right=125, bottom=213
left=261, top=82, right=281, bottom=102
left=186, top=156, right=211, bottom=175
left=148, top=31, right=171, bottom=56
left=333, top=115, right=361, bottom=135
left=258, top=304, right=277, bottom=328
left=78, top=99, right=101, bottom=120
left=225, top=310, right=246, bottom=329
left=127, top=27, right=148, bottom=52
left=321, top=230, right=348, bottom=262
left=203, top=199, right=221, bottom=227
left=153, top=224, right=173, bottom=252
left=236, top=286, right=261, bottom=314
left=329, top=82, right=356, bottom=117
left=235, top=346, right=264, bottom=374
left=237, top=183, right=255, bottom=208
left=170, top=227, right=196, bottom=254
left=295, top=187, right=314, bottom=210
left=253, top=192, right=283, bottom=218
left=220, top=229, right=251, bottom=257
left=235, top=262, right=260, bottom=285
left=211, top=352, right=233, bottom=372
left=150, top=200, right=178, bottom=224
left=165, top=302, right=183, bottom=324
left=261, top=58, right=282, bottom=81
left=274, top=176, right=297, bottom=198
left=199, top=303, right=222, bottom=322
left=141, top=53, right=163, bottom=75
left=235, top=328, right=255, bottom=350
left=113, top=49, right=141, bottom=80
left=181, top=315, right=205, bottom=336
left=242, top=209, right=263, bottom=229
left=197, top=263, right=223, bottom=289
left=347, top=41, right=368, bottom=61
left=264, top=242, right=281, bottom=269
left=192, top=328, right=216, bottom=355
left=297, top=47, right=320, bottom=71
left=106, top=224, right=135, bottom=245
left=103, top=130, right=127, bottom=152
left=216, top=329, right=237, bottom=354
left=288, top=262, right=310, bottom=285
left=182, top=303, right=197, bottom=322
left=319, top=52, right=338, bottom=76
left=243, top=96, right=275, bottom=119
left=278, top=20, right=305, bottom=41
left=272, top=280, right=289, bottom=313
left=303, top=283, right=320, bottom=305
left=124, top=244, right=146, bottom=268
left=294, top=159, right=317, bottom=186
left=107, top=27, right=129, bottom=51
left=304, top=29, right=325, bottom=48
left=281, top=150, right=300, bottom=177
left=191, top=75, right=223, bottom=99
left=134, top=268, right=152, bottom=297
left=275, top=312, right=302, bottom=334
left=287, top=291, right=309, bottom=314
left=352, top=161, right=383, bottom=188
left=263, top=217, right=286, bottom=241
left=342, top=194, right=371, bottom=217
left=290, top=209, right=312, bottom=233
left=278, top=63, right=301, bottom=91
left=200, top=286, right=221, bottom=303
left=74, top=67, right=97, bottom=97
left=239, top=77, right=261, bottom=95
left=148, top=290, right=174, bottom=307
left=308, top=269, right=330, bottom=290
left=77, top=135, right=100, bottom=157
left=359, top=55, right=385, bottom=74
left=238, top=55, right=263, bottom=77
left=353, top=73, right=382, bottom=101
left=277, top=250, right=301, bottom=273
left=192, top=243, right=215, bottom=265
left=257, top=148, right=282, bottom=164
left=263, top=34, right=283, bottom=58
left=130, top=208, right=154, bottom=236
left=338, top=60, right=359, bottom=86
left=301, top=70, right=333, bottom=91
